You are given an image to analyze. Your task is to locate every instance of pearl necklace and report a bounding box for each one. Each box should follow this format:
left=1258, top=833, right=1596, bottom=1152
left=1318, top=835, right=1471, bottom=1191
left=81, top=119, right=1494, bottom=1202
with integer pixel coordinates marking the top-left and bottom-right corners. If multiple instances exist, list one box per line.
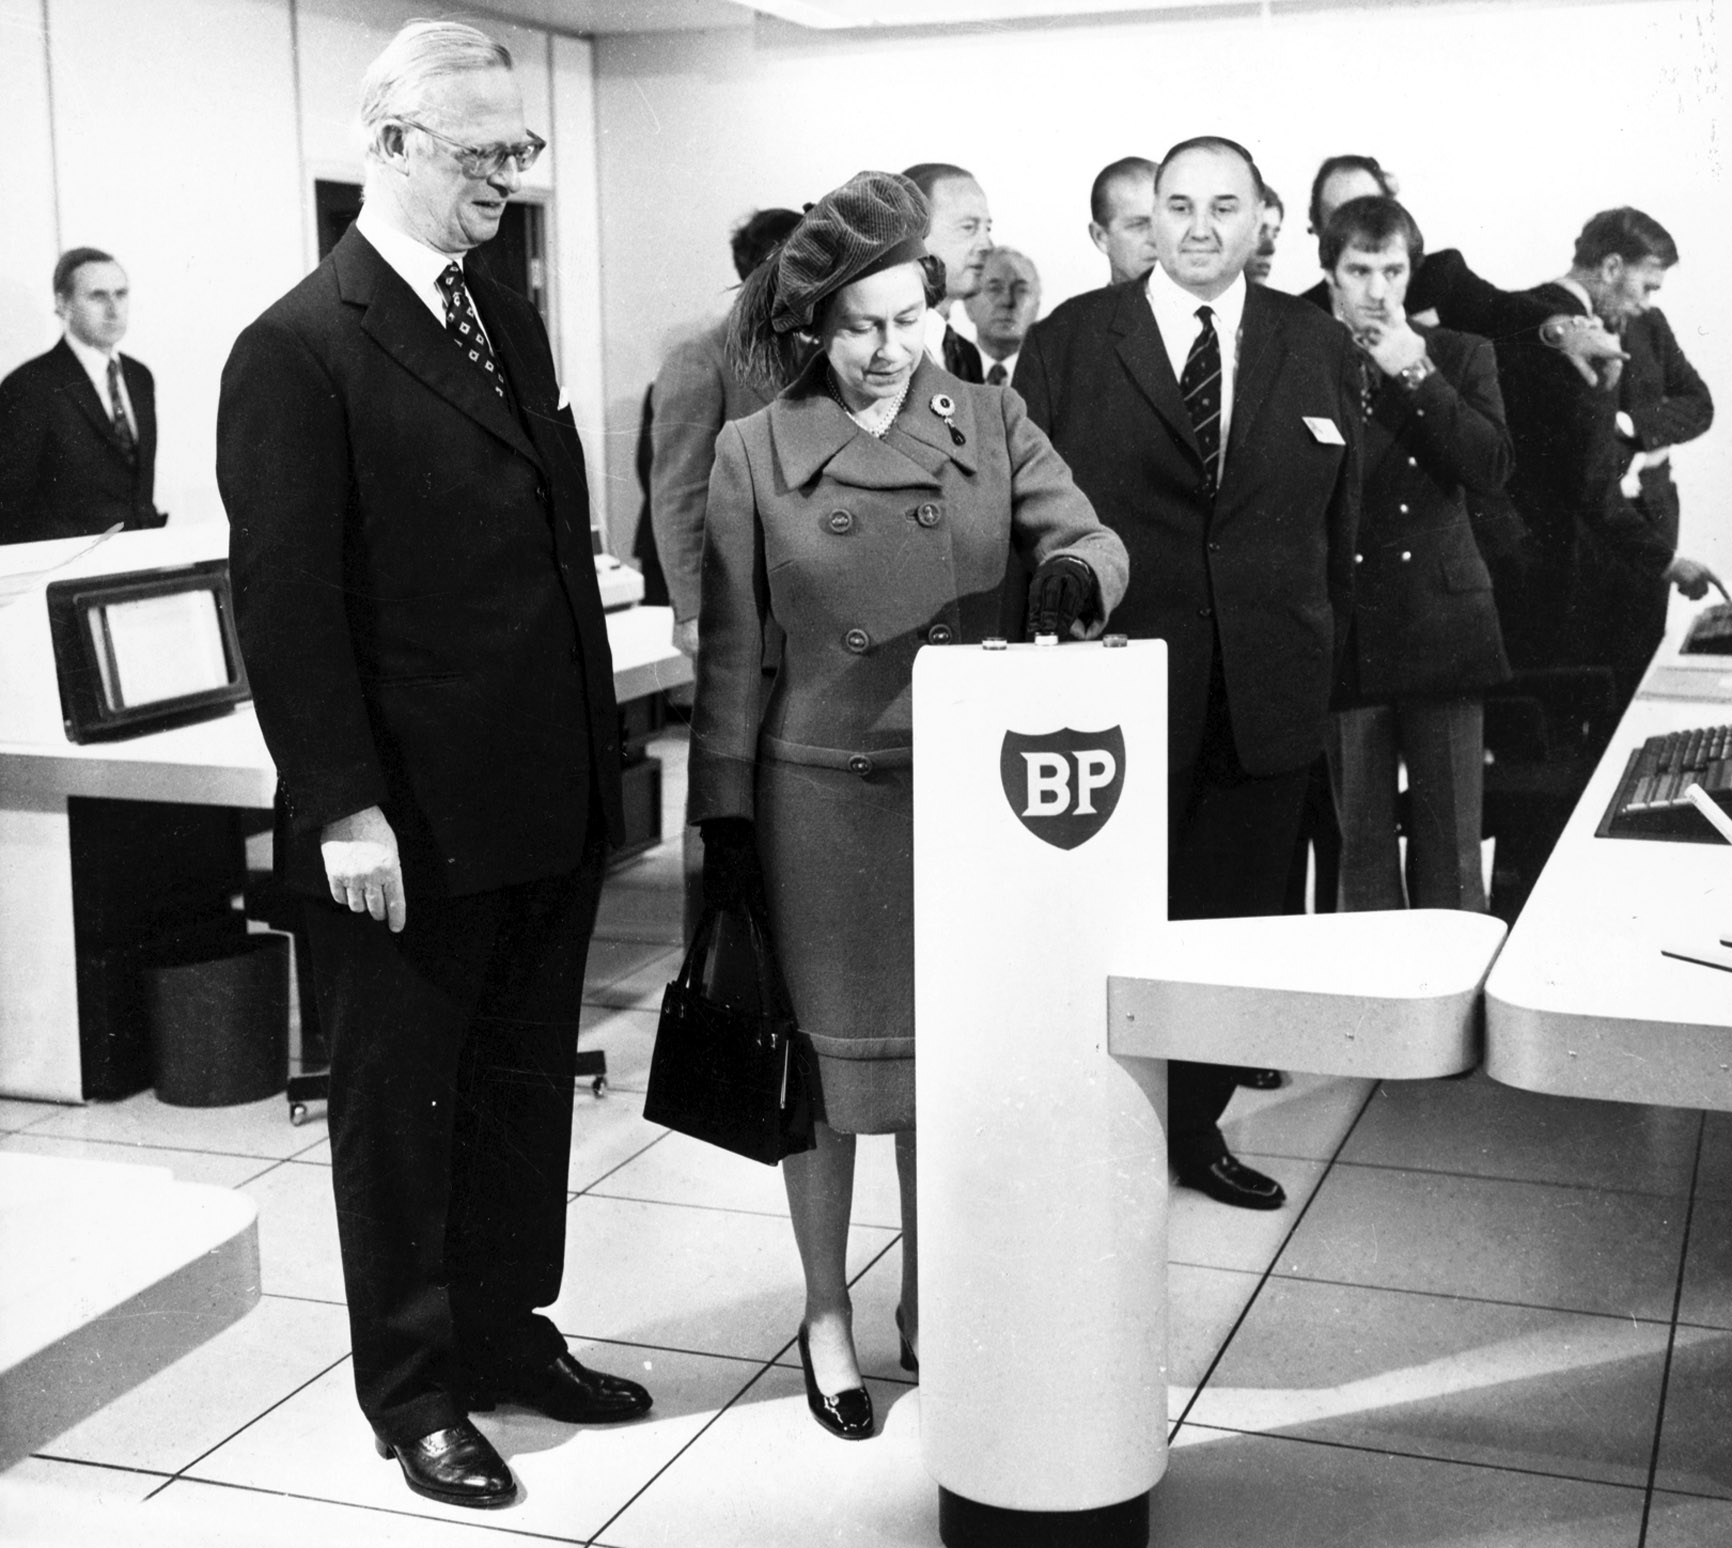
left=828, top=373, right=910, bottom=438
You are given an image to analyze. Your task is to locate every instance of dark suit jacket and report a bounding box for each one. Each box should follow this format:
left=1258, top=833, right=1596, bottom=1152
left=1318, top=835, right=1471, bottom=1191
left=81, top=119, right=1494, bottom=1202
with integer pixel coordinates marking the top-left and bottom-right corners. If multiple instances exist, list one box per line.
left=218, top=226, right=624, bottom=900
left=942, top=324, right=983, bottom=384
left=1619, top=306, right=1713, bottom=551
left=1338, top=324, right=1512, bottom=703
left=0, top=339, right=165, bottom=542
left=1015, top=278, right=1360, bottom=777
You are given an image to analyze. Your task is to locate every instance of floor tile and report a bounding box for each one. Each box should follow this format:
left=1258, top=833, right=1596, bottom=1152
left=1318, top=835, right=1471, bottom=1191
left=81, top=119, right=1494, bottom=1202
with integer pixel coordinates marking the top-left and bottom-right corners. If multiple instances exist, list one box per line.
left=235, top=1161, right=345, bottom=1304
left=597, top=1369, right=933, bottom=1548
left=1651, top=1325, right=1732, bottom=1500
left=584, top=941, right=684, bottom=1012
left=0, top=1131, right=279, bottom=1189
left=594, top=876, right=683, bottom=947
left=1677, top=1197, right=1732, bottom=1330
left=1219, top=1073, right=1374, bottom=1163
left=0, top=1097, right=64, bottom=1133
left=1280, top=1163, right=1686, bottom=1320
left=1167, top=1156, right=1326, bottom=1273
left=1154, top=1426, right=1645, bottom=1546
left=39, top=1296, right=351, bottom=1474
left=0, top=1454, right=168, bottom=1509
left=184, top=1342, right=764, bottom=1543
left=1185, top=1276, right=1669, bottom=1485
left=593, top=1128, right=904, bottom=1230
left=146, top=1478, right=517, bottom=1545
left=569, top=1087, right=666, bottom=1192
left=1645, top=1488, right=1732, bottom=1547
left=1168, top=1262, right=1266, bottom=1415
left=1340, top=1073, right=1701, bottom=1195
left=547, top=1193, right=896, bottom=1361
left=578, top=1005, right=658, bottom=1094
left=1696, top=1111, right=1732, bottom=1201
left=24, top=1090, right=317, bottom=1161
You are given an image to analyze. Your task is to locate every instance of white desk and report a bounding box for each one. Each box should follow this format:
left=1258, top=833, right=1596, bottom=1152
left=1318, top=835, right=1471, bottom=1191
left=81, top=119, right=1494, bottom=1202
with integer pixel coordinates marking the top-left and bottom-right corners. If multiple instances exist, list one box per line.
left=1485, top=632, right=1732, bottom=1110
left=0, top=602, right=691, bottom=1102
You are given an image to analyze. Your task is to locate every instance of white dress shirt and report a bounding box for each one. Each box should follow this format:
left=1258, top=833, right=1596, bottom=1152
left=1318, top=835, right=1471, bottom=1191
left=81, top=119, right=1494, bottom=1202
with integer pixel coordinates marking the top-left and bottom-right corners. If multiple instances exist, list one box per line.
left=923, top=307, right=951, bottom=368
left=1146, top=264, right=1248, bottom=472
left=355, top=203, right=492, bottom=345
left=64, top=332, right=135, bottom=437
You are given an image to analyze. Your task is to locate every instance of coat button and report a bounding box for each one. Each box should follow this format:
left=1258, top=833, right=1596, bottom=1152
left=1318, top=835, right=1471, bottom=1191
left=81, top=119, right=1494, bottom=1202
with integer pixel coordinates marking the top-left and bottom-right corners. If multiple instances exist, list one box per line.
left=843, top=628, right=870, bottom=653
left=1407, top=456, right=1418, bottom=467
left=1207, top=541, right=1221, bottom=553
left=916, top=502, right=941, bottom=527
left=827, top=510, right=853, bottom=534
left=1400, top=550, right=1413, bottom=562
left=1198, top=606, right=1213, bottom=619
left=927, top=623, right=954, bottom=645
left=1355, top=553, right=1364, bottom=564
left=1399, top=503, right=1410, bottom=514
left=847, top=753, right=873, bottom=776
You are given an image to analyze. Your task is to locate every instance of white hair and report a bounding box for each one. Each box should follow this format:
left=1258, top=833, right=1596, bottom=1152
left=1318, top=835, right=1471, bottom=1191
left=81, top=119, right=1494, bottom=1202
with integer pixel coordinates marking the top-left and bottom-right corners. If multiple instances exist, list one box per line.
left=359, top=19, right=512, bottom=159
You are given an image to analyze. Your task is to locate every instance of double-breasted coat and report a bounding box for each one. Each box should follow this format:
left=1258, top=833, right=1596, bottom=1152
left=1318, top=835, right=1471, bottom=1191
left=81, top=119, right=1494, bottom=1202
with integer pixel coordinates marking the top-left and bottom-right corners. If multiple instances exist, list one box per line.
left=1338, top=323, right=1513, bottom=704
left=687, top=351, right=1127, bottom=1132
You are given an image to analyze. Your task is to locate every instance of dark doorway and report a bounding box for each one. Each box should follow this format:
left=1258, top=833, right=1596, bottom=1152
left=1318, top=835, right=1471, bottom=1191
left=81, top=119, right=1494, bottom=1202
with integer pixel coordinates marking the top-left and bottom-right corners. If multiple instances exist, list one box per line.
left=313, top=180, right=548, bottom=323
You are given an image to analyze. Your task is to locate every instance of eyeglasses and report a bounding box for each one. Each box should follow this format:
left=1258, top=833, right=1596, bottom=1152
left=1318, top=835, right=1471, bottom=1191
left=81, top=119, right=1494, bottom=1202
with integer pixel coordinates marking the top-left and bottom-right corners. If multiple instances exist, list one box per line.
left=398, top=118, right=546, bottom=179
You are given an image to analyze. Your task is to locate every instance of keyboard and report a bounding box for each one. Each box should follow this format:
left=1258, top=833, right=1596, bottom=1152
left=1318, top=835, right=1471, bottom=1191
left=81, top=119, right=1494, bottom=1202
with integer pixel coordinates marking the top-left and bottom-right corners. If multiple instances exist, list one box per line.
left=1682, top=603, right=1732, bottom=655
left=1598, top=724, right=1732, bottom=841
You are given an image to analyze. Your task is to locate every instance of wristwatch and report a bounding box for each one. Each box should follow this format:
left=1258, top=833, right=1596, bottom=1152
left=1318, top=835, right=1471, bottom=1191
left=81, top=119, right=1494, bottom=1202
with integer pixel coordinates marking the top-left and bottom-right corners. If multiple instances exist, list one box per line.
left=1396, top=354, right=1434, bottom=391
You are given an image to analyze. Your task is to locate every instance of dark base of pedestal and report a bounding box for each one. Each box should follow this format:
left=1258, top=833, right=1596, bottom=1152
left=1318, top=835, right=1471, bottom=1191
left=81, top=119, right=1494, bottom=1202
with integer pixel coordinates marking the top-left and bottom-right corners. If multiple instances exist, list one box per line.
left=938, top=1486, right=1150, bottom=1548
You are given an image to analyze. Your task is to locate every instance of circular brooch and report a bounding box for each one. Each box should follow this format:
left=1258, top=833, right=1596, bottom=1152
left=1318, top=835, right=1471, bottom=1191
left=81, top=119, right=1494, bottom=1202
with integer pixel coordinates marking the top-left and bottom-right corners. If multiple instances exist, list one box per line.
left=929, top=393, right=965, bottom=447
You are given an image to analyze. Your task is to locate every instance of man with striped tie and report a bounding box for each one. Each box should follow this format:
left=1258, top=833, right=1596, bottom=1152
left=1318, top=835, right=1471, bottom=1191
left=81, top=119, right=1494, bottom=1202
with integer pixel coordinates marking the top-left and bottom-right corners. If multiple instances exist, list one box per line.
left=965, top=246, right=1042, bottom=386
left=0, top=249, right=166, bottom=543
left=1016, top=136, right=1361, bottom=1210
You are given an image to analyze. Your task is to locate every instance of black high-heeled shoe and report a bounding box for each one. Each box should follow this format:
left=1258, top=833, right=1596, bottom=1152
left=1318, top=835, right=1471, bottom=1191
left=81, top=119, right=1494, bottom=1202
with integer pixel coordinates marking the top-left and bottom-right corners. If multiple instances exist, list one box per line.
left=795, top=1324, right=874, bottom=1440
left=895, top=1305, right=919, bottom=1376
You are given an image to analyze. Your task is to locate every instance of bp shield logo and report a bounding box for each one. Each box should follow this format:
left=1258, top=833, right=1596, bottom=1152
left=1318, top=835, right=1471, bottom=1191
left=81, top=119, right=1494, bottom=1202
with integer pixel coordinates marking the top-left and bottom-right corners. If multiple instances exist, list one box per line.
left=999, top=727, right=1126, bottom=850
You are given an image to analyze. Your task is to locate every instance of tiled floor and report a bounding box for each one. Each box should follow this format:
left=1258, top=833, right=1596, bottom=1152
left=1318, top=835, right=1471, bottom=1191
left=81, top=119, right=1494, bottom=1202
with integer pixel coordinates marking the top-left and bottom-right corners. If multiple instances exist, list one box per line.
left=3, top=728, right=1731, bottom=1546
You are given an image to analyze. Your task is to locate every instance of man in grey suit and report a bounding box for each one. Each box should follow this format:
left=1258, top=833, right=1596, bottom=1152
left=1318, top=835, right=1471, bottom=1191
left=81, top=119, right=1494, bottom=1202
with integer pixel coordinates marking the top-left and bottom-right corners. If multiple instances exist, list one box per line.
left=650, top=207, right=798, bottom=659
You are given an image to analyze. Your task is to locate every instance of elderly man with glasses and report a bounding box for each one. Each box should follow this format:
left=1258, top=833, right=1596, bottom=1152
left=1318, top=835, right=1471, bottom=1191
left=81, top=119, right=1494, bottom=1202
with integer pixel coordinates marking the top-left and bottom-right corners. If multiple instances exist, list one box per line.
left=218, top=20, right=650, bottom=1509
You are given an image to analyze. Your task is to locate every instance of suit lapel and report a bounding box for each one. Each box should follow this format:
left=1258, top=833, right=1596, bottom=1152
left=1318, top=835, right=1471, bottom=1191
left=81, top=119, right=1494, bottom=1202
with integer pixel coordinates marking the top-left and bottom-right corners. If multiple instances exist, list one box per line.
left=336, top=228, right=542, bottom=468
left=1108, top=283, right=1202, bottom=463
left=1222, top=285, right=1291, bottom=489
left=49, top=339, right=126, bottom=448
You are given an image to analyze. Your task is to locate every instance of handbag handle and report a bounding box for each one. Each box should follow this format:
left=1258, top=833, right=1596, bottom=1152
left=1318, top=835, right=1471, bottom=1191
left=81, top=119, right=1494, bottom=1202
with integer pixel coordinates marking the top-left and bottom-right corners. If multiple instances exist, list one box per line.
left=680, top=904, right=794, bottom=1026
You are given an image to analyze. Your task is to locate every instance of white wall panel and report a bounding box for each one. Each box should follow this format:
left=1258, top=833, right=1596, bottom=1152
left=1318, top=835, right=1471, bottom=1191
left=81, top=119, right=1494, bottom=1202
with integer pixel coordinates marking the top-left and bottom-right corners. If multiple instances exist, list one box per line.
left=0, top=0, right=62, bottom=370
left=48, top=0, right=301, bottom=524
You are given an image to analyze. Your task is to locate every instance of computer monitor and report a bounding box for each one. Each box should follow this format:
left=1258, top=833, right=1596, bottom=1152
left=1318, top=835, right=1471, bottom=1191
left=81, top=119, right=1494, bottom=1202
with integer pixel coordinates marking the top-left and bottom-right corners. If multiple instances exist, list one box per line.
left=45, top=560, right=250, bottom=742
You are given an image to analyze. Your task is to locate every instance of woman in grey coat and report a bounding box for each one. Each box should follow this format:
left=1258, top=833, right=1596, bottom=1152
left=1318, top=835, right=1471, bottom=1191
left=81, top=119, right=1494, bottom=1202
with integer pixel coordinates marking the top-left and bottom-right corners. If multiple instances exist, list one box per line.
left=687, top=171, right=1127, bottom=1440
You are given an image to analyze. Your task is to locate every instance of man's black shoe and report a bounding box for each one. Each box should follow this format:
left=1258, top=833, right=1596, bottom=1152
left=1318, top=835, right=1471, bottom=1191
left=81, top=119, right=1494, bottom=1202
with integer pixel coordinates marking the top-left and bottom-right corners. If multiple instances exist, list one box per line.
left=1234, top=1067, right=1284, bottom=1090
left=374, top=1421, right=515, bottom=1508
left=469, top=1352, right=653, bottom=1424
left=1175, top=1152, right=1287, bottom=1210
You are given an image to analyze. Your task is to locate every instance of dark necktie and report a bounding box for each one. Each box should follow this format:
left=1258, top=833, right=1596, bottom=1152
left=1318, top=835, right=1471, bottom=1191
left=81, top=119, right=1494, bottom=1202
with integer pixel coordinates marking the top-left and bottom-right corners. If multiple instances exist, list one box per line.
left=985, top=361, right=1008, bottom=387
left=106, top=358, right=136, bottom=461
left=435, top=262, right=507, bottom=401
left=942, top=325, right=984, bottom=384
left=1179, top=305, right=1222, bottom=495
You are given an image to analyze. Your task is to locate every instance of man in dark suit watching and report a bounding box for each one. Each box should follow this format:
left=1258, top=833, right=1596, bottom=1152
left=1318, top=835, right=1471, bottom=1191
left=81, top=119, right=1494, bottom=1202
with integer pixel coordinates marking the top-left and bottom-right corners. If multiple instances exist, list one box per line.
left=902, top=161, right=991, bottom=382
left=1017, top=135, right=1360, bottom=1210
left=217, top=19, right=650, bottom=1510
left=1088, top=155, right=1160, bottom=285
left=964, top=245, right=1041, bottom=385
left=0, top=248, right=166, bottom=543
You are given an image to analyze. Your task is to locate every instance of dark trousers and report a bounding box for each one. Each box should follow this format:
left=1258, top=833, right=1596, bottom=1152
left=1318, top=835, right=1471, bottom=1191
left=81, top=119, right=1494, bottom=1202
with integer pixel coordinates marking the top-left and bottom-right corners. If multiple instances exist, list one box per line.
left=1167, top=681, right=1310, bottom=1168
left=304, top=841, right=607, bottom=1444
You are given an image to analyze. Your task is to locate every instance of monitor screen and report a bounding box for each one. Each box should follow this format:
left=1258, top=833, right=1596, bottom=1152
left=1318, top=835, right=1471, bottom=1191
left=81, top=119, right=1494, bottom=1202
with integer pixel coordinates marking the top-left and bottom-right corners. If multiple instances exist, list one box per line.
left=47, top=560, right=250, bottom=742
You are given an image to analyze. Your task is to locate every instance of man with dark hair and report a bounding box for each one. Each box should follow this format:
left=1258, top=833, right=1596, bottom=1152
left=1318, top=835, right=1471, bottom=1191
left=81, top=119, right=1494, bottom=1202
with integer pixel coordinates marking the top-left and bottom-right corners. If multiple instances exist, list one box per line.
left=1495, top=206, right=1720, bottom=682
left=964, top=246, right=1041, bottom=384
left=0, top=247, right=166, bottom=542
left=1319, top=195, right=1512, bottom=915
left=1247, top=184, right=1283, bottom=285
left=902, top=161, right=991, bottom=382
left=1089, top=155, right=1160, bottom=285
left=1018, top=134, right=1361, bottom=1210
left=218, top=19, right=650, bottom=1508
left=650, top=205, right=801, bottom=657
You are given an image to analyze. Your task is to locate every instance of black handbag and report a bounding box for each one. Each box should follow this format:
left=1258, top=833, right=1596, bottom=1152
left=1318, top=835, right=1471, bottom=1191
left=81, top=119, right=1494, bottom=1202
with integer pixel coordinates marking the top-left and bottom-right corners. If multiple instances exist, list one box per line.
left=644, top=904, right=815, bottom=1165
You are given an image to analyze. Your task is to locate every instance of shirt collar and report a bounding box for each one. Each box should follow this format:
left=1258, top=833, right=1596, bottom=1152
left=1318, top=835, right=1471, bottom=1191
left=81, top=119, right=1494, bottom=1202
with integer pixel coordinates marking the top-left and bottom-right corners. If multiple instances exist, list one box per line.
left=1554, top=274, right=1597, bottom=320
left=922, top=307, right=950, bottom=364
left=64, top=332, right=117, bottom=373
left=1147, top=262, right=1248, bottom=341
left=356, top=203, right=467, bottom=301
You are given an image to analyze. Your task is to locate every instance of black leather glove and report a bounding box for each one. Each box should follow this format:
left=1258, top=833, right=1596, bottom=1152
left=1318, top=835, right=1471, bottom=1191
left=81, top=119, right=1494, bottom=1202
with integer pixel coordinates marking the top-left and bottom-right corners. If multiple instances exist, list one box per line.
left=1026, top=554, right=1097, bottom=639
left=699, top=818, right=768, bottom=918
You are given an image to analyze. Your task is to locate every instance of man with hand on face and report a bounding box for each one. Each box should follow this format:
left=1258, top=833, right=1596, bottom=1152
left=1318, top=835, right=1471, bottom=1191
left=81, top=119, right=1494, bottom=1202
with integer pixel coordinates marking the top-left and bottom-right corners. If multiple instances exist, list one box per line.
left=218, top=20, right=650, bottom=1511
left=964, top=246, right=1042, bottom=385
left=902, top=161, right=992, bottom=382
left=1320, top=196, right=1512, bottom=915
left=1017, top=136, right=1361, bottom=1211
left=0, top=248, right=167, bottom=542
left=1089, top=155, right=1160, bottom=286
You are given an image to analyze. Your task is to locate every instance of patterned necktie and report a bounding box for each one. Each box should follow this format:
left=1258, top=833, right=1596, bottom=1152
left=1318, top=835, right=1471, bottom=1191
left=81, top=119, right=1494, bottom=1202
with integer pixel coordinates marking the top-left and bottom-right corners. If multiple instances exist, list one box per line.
left=1179, top=304, right=1222, bottom=495
left=985, top=361, right=1008, bottom=387
left=106, top=357, right=136, bottom=461
left=435, top=262, right=507, bottom=401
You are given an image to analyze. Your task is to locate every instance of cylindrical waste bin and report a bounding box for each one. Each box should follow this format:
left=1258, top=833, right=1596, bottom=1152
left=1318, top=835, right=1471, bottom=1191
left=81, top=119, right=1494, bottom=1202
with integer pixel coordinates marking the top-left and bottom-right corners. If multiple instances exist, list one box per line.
left=146, top=931, right=290, bottom=1106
